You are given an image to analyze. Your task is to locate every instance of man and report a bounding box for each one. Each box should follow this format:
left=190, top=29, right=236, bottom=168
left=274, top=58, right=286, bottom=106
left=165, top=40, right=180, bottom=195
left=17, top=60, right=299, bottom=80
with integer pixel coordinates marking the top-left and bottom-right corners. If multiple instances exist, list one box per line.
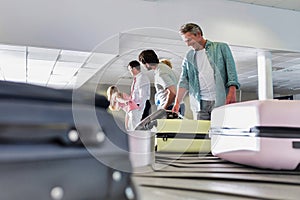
left=172, top=23, right=240, bottom=120
left=138, top=50, right=177, bottom=111
left=127, top=60, right=151, bottom=130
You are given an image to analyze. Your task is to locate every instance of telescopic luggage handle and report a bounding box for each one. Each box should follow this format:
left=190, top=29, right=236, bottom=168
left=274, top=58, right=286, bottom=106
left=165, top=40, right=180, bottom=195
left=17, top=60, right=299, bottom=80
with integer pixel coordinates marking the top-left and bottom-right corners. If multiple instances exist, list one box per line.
left=135, top=109, right=182, bottom=130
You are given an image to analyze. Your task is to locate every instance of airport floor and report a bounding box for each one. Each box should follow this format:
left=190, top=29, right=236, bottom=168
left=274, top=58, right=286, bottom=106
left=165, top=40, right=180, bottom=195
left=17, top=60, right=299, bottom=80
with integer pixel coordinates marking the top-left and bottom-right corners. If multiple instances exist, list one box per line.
left=132, top=153, right=300, bottom=200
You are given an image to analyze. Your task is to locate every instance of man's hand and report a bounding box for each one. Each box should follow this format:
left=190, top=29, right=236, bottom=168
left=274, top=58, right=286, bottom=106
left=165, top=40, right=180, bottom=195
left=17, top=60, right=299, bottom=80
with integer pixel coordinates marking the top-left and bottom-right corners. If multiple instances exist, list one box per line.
left=226, top=86, right=236, bottom=104
left=172, top=103, right=180, bottom=113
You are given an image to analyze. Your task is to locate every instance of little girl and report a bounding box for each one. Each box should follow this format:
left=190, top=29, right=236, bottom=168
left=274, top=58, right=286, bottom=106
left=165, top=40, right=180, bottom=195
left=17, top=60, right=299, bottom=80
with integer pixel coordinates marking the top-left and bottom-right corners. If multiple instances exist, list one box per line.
left=107, top=85, right=139, bottom=130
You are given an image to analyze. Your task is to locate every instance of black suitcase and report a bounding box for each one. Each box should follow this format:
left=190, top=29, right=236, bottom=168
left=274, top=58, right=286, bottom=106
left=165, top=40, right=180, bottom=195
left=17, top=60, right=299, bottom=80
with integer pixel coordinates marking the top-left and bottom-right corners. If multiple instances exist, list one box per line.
left=0, top=81, right=136, bottom=200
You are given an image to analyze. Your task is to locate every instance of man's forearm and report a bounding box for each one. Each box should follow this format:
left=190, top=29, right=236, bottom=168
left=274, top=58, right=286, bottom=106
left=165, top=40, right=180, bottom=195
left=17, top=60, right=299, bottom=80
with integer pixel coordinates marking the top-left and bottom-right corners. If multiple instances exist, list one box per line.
left=163, top=85, right=176, bottom=109
left=175, top=87, right=187, bottom=105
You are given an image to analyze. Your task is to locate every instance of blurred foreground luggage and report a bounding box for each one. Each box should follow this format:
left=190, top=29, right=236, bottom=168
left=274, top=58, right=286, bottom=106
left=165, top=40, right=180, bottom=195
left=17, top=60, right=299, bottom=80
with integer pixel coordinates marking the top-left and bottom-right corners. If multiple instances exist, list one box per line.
left=0, top=81, right=136, bottom=200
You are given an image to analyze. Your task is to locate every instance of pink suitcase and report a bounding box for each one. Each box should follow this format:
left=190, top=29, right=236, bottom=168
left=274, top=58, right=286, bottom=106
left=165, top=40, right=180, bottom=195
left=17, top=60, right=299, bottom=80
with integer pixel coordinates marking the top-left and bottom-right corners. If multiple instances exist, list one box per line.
left=209, top=100, right=300, bottom=170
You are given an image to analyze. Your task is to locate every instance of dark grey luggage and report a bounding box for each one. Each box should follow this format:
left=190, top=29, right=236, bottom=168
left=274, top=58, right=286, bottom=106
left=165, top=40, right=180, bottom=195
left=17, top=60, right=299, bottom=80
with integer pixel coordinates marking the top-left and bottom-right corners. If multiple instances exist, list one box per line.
left=0, top=81, right=135, bottom=200
left=135, top=109, right=181, bottom=130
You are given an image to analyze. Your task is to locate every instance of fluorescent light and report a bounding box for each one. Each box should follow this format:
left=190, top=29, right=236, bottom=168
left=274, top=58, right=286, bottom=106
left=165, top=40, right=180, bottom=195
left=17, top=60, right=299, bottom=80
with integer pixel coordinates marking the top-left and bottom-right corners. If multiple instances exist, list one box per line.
left=47, top=74, right=69, bottom=87
left=59, top=50, right=91, bottom=63
left=0, top=50, right=26, bottom=82
left=47, top=82, right=68, bottom=89
left=0, top=67, right=4, bottom=80
left=82, top=63, right=102, bottom=69
left=0, top=44, right=26, bottom=51
left=28, top=47, right=60, bottom=61
left=52, top=61, right=82, bottom=78
left=27, top=59, right=55, bottom=84
left=64, top=76, right=78, bottom=89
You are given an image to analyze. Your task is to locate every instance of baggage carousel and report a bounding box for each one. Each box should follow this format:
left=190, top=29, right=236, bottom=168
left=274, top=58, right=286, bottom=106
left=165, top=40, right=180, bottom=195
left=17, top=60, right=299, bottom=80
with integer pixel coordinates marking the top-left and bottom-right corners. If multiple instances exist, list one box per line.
left=132, top=152, right=300, bottom=200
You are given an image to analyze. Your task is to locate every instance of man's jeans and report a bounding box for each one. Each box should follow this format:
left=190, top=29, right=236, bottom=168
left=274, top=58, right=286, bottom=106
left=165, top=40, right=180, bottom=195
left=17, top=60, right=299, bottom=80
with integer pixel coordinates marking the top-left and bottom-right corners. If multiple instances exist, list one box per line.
left=195, top=100, right=215, bottom=120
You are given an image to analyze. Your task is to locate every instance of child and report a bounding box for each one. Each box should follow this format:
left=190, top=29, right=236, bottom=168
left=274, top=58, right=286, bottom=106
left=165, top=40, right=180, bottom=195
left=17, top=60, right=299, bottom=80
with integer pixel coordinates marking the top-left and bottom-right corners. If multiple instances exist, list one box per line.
left=107, top=85, right=139, bottom=130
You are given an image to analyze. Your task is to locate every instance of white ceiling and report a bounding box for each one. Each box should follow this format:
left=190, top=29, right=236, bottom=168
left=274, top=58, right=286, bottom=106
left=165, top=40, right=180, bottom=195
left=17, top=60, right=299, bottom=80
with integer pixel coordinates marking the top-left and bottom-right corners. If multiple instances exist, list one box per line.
left=226, top=0, right=300, bottom=12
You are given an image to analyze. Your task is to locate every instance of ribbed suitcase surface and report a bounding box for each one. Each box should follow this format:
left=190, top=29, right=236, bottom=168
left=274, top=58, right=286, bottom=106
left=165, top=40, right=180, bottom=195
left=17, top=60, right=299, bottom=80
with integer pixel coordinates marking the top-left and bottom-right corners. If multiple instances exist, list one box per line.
left=0, top=81, right=135, bottom=200
left=155, top=119, right=211, bottom=153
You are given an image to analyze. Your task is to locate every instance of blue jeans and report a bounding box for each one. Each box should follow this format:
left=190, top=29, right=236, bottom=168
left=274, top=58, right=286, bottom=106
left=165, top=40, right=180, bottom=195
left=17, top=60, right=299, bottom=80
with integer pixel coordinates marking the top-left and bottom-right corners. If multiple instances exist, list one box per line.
left=196, top=100, right=215, bottom=120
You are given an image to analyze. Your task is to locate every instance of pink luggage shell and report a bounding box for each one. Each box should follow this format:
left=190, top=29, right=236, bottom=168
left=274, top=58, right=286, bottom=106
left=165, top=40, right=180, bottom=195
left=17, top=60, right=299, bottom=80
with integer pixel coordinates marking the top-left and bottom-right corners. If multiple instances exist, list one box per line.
left=210, top=100, right=300, bottom=170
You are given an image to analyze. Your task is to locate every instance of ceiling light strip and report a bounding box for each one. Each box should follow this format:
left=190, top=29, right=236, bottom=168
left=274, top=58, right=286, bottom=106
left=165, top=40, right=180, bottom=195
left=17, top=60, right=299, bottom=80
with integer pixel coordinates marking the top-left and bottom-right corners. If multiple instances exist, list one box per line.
left=46, top=49, right=62, bottom=87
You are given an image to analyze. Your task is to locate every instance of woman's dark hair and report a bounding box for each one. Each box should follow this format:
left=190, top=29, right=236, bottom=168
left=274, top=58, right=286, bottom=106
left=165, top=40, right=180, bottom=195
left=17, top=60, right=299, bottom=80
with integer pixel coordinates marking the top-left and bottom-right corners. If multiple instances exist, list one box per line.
left=138, top=49, right=159, bottom=65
